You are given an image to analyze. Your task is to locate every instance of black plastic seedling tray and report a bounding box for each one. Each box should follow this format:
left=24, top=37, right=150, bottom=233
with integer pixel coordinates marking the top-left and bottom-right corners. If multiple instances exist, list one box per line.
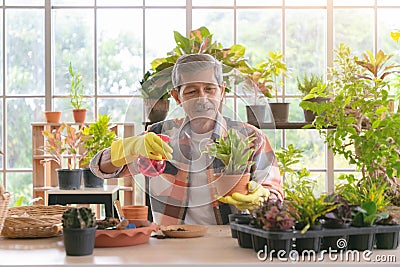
left=230, top=222, right=400, bottom=255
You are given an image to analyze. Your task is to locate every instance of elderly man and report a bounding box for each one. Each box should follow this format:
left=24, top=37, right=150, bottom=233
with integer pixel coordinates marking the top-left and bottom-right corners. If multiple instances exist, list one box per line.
left=90, top=54, right=282, bottom=225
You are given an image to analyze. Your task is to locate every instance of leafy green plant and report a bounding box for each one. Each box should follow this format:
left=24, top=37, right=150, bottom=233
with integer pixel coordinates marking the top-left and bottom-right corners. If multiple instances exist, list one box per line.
left=302, top=43, right=400, bottom=205
left=275, top=144, right=305, bottom=178
left=62, top=207, right=96, bottom=228
left=322, top=193, right=354, bottom=227
left=40, top=122, right=86, bottom=170
left=251, top=199, right=295, bottom=231
left=285, top=176, right=338, bottom=234
left=297, top=73, right=324, bottom=97
left=81, top=114, right=116, bottom=166
left=203, top=128, right=255, bottom=175
left=69, top=61, right=86, bottom=109
left=140, top=26, right=251, bottom=99
left=352, top=201, right=389, bottom=227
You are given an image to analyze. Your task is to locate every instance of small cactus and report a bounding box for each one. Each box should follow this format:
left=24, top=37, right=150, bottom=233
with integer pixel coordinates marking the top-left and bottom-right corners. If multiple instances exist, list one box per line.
left=62, top=207, right=97, bottom=228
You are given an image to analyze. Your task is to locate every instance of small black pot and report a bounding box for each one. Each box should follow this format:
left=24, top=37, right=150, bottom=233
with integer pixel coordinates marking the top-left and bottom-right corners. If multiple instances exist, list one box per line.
left=375, top=231, right=399, bottom=249
left=63, top=227, right=96, bottom=256
left=57, top=169, right=82, bottom=190
left=82, top=168, right=104, bottom=188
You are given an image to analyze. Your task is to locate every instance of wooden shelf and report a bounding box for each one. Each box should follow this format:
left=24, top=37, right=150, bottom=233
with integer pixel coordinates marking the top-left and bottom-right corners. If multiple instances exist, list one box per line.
left=31, top=122, right=137, bottom=208
left=249, top=121, right=313, bottom=129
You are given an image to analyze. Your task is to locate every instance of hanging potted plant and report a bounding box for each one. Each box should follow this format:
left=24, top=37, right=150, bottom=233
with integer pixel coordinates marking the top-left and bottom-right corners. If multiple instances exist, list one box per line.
left=68, top=61, right=87, bottom=124
left=62, top=206, right=97, bottom=256
left=203, top=128, right=255, bottom=198
left=80, top=114, right=117, bottom=188
left=40, top=122, right=86, bottom=190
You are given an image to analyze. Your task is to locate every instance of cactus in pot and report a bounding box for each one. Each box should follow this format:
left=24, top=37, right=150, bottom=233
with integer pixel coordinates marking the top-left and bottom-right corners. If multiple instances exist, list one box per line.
left=62, top=207, right=97, bottom=256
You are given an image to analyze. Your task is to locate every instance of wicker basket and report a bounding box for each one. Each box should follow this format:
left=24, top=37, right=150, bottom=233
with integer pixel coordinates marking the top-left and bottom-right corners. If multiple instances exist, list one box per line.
left=0, top=185, right=12, bottom=233
left=1, top=205, right=68, bottom=238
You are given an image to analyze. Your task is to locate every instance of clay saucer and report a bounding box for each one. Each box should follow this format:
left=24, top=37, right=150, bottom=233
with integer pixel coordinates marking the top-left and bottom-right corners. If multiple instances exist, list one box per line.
left=160, top=224, right=208, bottom=238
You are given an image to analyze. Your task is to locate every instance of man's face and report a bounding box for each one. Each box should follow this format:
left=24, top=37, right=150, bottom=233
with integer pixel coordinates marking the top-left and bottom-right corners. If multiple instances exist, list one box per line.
left=173, top=82, right=225, bottom=121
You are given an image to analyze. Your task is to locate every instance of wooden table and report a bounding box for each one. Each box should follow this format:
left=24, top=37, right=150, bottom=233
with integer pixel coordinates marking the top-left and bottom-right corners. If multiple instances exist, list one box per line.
left=0, top=225, right=399, bottom=266
left=47, top=185, right=120, bottom=218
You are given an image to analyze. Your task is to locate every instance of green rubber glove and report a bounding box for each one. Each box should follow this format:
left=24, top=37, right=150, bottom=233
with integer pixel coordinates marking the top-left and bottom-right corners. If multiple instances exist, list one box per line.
left=217, top=181, right=270, bottom=211
left=110, top=132, right=173, bottom=167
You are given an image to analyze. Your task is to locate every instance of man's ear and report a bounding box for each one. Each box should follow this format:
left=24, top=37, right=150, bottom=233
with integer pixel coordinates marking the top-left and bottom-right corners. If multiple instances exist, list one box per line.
left=171, top=89, right=181, bottom=105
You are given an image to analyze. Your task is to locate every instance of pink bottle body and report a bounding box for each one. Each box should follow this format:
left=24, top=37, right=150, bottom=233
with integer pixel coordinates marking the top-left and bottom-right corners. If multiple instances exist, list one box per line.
left=137, top=134, right=171, bottom=177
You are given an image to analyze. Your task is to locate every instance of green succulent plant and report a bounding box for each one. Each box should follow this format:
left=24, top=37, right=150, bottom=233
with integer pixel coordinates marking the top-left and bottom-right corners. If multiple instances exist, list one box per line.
left=62, top=207, right=96, bottom=229
left=204, top=128, right=255, bottom=175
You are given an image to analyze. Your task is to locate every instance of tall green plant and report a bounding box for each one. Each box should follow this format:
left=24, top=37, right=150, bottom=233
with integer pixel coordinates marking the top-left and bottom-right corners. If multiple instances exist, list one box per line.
left=302, top=44, right=400, bottom=204
left=81, top=114, right=116, bottom=166
left=69, top=61, right=86, bottom=109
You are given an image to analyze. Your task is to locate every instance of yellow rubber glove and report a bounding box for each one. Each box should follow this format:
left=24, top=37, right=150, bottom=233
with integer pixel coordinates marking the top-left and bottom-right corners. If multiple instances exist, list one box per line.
left=110, top=132, right=173, bottom=167
left=217, top=181, right=270, bottom=211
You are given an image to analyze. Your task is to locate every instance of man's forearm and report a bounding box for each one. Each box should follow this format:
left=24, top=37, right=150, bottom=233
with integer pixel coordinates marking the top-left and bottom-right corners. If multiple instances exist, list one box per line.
left=99, top=148, right=121, bottom=174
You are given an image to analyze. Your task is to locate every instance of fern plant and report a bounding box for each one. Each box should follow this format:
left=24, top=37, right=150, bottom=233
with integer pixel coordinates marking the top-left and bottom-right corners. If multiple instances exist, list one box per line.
left=204, top=128, right=255, bottom=175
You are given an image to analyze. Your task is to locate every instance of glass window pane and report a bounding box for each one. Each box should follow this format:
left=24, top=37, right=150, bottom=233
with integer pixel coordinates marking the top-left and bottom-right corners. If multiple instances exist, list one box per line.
left=53, top=9, right=94, bottom=96
left=334, top=9, right=374, bottom=55
left=144, top=9, right=185, bottom=68
left=7, top=98, right=44, bottom=169
left=286, top=9, right=326, bottom=95
left=192, top=9, right=234, bottom=47
left=7, top=172, right=32, bottom=206
left=99, top=98, right=140, bottom=125
left=237, top=0, right=282, bottom=6
left=5, top=0, right=44, bottom=6
left=97, top=0, right=142, bottom=6
left=51, top=0, right=94, bottom=6
left=378, top=0, right=400, bottom=6
left=237, top=9, right=281, bottom=65
left=192, top=0, right=233, bottom=6
left=145, top=0, right=185, bottom=6
left=97, top=9, right=142, bottom=95
left=285, top=0, right=326, bottom=6
left=378, top=8, right=400, bottom=62
left=6, top=9, right=45, bottom=95
left=333, top=0, right=374, bottom=6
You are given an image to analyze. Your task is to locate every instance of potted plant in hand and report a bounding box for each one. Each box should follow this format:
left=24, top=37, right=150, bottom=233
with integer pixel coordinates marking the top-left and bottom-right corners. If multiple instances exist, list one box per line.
left=80, top=114, right=116, bottom=188
left=62, top=206, right=97, bottom=256
left=203, top=128, right=255, bottom=198
left=68, top=61, right=87, bottom=123
left=40, top=122, right=86, bottom=190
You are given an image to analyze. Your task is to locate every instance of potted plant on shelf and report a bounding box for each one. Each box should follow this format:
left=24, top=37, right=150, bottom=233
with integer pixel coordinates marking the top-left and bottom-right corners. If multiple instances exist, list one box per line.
left=44, top=111, right=62, bottom=123
left=68, top=61, right=87, bottom=123
left=140, top=26, right=253, bottom=123
left=296, top=73, right=328, bottom=122
left=203, top=128, right=255, bottom=198
left=81, top=114, right=116, bottom=188
left=302, top=44, right=400, bottom=205
left=62, top=206, right=97, bottom=256
left=40, top=122, right=86, bottom=190
left=245, top=50, right=289, bottom=125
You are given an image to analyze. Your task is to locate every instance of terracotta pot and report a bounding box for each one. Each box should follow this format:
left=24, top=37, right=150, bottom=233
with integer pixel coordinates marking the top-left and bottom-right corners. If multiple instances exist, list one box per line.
left=212, top=173, right=250, bottom=197
left=44, top=111, right=62, bottom=123
left=73, top=109, right=87, bottom=123
left=122, top=205, right=148, bottom=220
